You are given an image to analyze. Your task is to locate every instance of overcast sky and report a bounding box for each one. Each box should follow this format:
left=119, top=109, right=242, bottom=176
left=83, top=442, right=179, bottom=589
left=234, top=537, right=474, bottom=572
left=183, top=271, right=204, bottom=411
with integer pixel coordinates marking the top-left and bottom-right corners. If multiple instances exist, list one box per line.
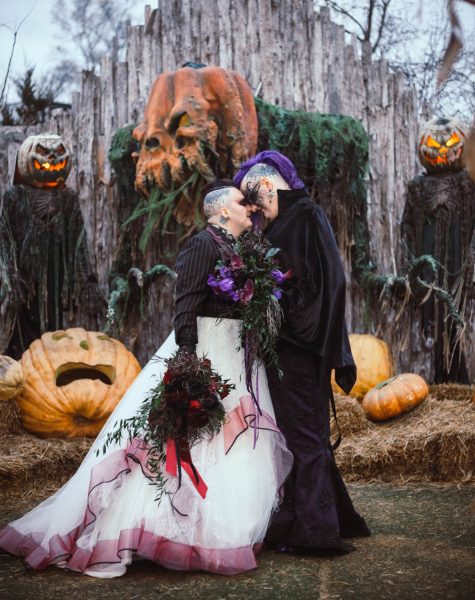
left=0, top=0, right=145, bottom=102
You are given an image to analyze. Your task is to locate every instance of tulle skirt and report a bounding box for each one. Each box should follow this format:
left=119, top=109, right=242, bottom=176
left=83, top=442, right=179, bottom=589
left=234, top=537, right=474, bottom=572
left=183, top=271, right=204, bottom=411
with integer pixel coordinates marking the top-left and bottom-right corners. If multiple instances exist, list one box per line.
left=0, top=318, right=293, bottom=577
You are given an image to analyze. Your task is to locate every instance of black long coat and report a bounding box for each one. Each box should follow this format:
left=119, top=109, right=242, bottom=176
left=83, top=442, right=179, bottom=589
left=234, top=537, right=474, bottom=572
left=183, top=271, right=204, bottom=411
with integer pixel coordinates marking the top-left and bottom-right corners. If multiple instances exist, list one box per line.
left=265, top=188, right=370, bottom=550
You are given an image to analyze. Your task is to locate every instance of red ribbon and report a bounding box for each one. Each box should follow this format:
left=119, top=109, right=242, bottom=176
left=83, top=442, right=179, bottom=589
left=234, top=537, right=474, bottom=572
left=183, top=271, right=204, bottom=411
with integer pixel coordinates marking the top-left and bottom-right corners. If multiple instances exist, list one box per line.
left=165, top=437, right=208, bottom=499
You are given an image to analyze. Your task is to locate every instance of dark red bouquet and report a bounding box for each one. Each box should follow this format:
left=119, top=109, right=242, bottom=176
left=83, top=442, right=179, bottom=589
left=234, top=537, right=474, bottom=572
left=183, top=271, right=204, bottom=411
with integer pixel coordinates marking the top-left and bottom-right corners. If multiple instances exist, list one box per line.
left=99, top=351, right=233, bottom=504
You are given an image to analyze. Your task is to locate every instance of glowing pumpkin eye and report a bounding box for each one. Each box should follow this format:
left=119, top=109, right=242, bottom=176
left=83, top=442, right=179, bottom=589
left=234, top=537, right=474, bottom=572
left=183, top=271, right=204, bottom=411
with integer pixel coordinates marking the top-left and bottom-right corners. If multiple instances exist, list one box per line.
left=445, top=132, right=461, bottom=148
left=57, top=144, right=66, bottom=155
left=36, top=144, right=48, bottom=155
left=426, top=136, right=441, bottom=149
left=178, top=113, right=191, bottom=127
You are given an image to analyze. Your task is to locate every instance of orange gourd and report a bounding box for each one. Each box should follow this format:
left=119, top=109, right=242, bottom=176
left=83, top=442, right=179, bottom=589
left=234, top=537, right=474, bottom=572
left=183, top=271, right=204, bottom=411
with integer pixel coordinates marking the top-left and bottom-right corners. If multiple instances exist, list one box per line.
left=362, top=373, right=429, bottom=421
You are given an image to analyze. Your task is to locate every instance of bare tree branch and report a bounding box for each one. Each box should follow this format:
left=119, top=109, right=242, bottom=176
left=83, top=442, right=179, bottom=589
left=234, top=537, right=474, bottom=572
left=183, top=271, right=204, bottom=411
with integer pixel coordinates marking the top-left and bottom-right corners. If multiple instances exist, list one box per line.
left=372, top=0, right=391, bottom=52
left=0, top=3, right=36, bottom=108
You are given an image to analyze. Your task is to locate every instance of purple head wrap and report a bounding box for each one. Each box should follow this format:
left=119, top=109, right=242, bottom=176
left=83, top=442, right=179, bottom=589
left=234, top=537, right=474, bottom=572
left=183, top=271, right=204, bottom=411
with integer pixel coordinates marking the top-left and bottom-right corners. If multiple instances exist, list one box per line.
left=233, top=150, right=305, bottom=190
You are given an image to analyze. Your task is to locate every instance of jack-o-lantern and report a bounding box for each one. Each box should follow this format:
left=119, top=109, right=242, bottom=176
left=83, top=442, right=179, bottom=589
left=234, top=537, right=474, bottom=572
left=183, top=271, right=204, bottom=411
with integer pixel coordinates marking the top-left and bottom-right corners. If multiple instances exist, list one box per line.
left=418, top=117, right=467, bottom=173
left=15, top=133, right=72, bottom=188
left=16, top=328, right=141, bottom=438
left=133, top=66, right=257, bottom=225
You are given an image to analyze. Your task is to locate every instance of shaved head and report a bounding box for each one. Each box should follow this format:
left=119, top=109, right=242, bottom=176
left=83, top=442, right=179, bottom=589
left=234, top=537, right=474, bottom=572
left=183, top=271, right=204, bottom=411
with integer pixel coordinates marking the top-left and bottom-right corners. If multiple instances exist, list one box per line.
left=242, top=163, right=280, bottom=182
left=240, top=163, right=289, bottom=192
left=203, top=187, right=233, bottom=217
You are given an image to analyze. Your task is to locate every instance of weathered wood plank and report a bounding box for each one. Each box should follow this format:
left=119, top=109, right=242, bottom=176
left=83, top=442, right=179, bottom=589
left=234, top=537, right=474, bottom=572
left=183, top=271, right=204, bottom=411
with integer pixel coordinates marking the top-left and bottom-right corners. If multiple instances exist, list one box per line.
left=2, top=1, right=439, bottom=374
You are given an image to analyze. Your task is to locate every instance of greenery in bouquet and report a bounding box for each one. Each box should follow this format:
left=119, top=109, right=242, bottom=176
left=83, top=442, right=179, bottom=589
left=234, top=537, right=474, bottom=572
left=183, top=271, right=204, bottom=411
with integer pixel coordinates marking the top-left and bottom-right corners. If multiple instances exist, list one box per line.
left=97, top=351, right=233, bottom=503
left=208, top=231, right=290, bottom=374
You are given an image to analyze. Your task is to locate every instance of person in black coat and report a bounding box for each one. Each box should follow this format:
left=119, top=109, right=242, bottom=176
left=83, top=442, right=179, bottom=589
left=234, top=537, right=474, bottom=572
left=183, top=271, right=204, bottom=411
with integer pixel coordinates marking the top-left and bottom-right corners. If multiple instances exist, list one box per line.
left=234, top=151, right=370, bottom=553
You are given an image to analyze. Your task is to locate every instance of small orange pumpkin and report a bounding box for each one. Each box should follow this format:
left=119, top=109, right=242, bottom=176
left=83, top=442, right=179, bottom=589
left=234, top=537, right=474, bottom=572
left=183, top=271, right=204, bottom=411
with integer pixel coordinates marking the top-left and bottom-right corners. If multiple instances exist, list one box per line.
left=16, top=328, right=141, bottom=438
left=362, top=373, right=429, bottom=421
left=332, top=334, right=394, bottom=398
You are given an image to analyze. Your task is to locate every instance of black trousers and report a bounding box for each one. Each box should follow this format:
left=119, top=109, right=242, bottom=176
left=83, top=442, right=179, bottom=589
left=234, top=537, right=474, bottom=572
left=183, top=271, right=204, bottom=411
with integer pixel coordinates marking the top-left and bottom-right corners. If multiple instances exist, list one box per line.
left=266, top=341, right=370, bottom=550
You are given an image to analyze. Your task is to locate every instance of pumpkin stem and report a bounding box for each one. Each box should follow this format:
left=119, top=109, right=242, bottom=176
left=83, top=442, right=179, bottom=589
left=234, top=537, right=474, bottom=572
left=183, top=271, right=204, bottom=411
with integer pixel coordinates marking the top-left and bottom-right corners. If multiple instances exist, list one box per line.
left=376, top=375, right=398, bottom=389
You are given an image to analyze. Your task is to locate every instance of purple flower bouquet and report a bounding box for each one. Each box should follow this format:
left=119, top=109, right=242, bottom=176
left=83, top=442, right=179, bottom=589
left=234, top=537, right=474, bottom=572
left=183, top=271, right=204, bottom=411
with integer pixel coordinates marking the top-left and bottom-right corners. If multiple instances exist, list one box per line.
left=208, top=232, right=291, bottom=376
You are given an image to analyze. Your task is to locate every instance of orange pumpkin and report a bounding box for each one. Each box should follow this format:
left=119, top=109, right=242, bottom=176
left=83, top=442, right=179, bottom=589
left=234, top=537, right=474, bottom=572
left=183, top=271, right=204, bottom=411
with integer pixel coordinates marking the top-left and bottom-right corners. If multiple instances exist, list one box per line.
left=362, top=373, right=429, bottom=421
left=133, top=65, right=257, bottom=225
left=16, top=328, right=141, bottom=438
left=332, top=334, right=394, bottom=399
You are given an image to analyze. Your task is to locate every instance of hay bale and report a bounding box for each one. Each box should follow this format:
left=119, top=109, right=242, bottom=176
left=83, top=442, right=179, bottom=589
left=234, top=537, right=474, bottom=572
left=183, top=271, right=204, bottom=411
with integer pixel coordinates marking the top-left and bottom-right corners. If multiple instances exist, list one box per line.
left=0, top=433, right=92, bottom=501
left=335, top=398, right=475, bottom=483
left=0, top=399, right=22, bottom=437
left=429, top=384, right=473, bottom=402
left=331, top=394, right=369, bottom=438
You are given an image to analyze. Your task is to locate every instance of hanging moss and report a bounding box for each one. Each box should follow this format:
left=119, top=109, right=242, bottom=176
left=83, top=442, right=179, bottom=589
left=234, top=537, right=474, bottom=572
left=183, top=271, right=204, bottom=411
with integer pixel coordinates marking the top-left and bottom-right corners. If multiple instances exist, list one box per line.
left=108, top=124, right=140, bottom=201
left=255, top=97, right=374, bottom=282
left=106, top=265, right=176, bottom=338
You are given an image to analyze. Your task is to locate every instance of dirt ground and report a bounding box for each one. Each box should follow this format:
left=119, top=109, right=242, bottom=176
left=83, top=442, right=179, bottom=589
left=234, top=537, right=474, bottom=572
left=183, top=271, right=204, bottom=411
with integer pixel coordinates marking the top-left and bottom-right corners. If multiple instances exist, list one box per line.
left=0, top=483, right=474, bottom=600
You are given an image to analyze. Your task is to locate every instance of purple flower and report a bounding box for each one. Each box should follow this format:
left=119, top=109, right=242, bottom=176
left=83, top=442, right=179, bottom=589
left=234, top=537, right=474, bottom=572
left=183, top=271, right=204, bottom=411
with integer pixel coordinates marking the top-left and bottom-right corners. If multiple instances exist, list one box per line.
left=271, top=269, right=285, bottom=285
left=219, top=265, right=231, bottom=278
left=230, top=254, right=244, bottom=270
left=218, top=277, right=235, bottom=292
left=240, top=279, right=254, bottom=303
left=231, top=291, right=240, bottom=302
left=272, top=289, right=282, bottom=300
left=208, top=274, right=219, bottom=287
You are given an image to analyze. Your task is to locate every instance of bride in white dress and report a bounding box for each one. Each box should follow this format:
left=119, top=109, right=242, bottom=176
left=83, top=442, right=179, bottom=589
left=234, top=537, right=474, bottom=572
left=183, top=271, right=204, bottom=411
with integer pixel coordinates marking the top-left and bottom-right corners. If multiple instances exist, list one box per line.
left=0, top=180, right=292, bottom=577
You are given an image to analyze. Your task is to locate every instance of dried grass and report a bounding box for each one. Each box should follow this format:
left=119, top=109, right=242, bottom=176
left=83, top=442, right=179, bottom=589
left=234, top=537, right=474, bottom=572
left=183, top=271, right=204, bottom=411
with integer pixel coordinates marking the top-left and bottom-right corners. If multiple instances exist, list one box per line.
left=335, top=391, right=475, bottom=484
left=1, top=387, right=473, bottom=502
left=0, top=433, right=92, bottom=502
left=0, top=398, right=22, bottom=437
left=429, top=383, right=474, bottom=402
left=331, top=394, right=369, bottom=437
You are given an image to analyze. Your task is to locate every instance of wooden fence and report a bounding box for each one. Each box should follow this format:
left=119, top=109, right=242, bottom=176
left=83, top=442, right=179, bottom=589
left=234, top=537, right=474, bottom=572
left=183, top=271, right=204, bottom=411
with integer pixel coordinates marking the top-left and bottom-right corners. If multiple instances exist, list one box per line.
left=1, top=0, right=427, bottom=369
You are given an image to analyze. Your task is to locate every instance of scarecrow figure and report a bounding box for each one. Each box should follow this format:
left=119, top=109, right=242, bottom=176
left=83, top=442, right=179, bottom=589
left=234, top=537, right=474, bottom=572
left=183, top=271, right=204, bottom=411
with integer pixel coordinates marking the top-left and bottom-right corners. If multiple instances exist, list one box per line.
left=0, top=134, right=105, bottom=357
left=402, top=117, right=475, bottom=383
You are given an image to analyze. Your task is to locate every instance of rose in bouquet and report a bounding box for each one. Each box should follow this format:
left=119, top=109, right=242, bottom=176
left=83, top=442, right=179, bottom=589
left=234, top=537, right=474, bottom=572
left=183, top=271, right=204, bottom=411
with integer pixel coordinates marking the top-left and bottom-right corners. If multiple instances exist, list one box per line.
left=98, top=351, right=234, bottom=504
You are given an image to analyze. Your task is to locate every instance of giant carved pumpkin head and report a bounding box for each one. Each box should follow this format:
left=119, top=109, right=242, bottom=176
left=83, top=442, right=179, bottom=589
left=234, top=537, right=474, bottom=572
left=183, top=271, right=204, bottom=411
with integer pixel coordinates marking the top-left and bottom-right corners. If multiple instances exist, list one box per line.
left=418, top=117, right=467, bottom=174
left=133, top=66, right=257, bottom=225
left=15, top=133, right=72, bottom=188
left=16, top=328, right=141, bottom=438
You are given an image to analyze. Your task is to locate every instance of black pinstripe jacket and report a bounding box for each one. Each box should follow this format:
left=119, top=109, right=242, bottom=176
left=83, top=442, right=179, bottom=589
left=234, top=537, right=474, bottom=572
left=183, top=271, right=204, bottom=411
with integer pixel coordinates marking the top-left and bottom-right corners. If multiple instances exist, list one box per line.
left=174, top=225, right=239, bottom=349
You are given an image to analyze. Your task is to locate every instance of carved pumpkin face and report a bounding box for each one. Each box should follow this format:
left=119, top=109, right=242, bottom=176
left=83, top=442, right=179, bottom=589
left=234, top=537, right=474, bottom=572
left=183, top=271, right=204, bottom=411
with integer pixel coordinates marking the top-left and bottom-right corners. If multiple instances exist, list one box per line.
left=133, top=66, right=257, bottom=225
left=418, top=117, right=467, bottom=173
left=15, top=133, right=72, bottom=188
left=16, top=328, right=141, bottom=438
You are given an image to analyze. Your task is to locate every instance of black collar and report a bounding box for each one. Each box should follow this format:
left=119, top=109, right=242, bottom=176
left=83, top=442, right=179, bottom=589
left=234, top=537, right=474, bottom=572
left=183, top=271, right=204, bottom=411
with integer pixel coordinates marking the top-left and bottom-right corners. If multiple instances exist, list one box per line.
left=276, top=187, right=309, bottom=217
left=207, top=224, right=236, bottom=244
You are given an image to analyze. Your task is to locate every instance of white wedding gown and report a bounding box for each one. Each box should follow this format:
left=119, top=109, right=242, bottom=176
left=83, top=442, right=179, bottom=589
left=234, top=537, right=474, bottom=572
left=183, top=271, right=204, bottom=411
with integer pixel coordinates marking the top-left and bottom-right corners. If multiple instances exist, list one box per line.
left=0, top=318, right=293, bottom=577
